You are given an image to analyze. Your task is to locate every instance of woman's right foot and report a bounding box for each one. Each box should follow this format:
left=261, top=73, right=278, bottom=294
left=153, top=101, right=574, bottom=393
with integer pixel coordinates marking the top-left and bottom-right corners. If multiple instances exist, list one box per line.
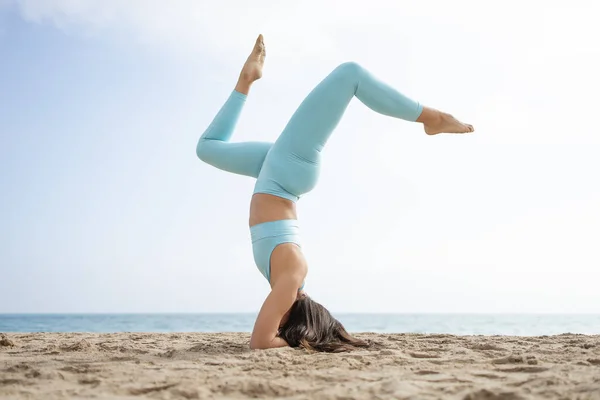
left=238, top=35, right=266, bottom=86
left=419, top=107, right=474, bottom=135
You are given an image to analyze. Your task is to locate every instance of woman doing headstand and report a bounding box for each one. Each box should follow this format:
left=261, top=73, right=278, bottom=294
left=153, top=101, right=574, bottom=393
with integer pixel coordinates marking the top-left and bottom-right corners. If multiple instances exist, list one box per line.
left=196, top=35, right=474, bottom=352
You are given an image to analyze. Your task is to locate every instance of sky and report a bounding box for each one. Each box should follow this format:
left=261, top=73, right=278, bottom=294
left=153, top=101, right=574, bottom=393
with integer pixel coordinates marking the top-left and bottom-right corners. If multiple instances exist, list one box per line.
left=1, top=0, right=599, bottom=314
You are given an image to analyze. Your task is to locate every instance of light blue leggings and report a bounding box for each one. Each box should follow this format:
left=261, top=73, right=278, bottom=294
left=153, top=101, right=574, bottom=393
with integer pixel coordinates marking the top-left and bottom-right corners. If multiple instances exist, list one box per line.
left=196, top=62, right=423, bottom=286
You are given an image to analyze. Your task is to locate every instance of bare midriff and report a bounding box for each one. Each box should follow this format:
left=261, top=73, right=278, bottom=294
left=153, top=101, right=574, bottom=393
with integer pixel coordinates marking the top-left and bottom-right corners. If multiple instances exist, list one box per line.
left=249, top=193, right=297, bottom=227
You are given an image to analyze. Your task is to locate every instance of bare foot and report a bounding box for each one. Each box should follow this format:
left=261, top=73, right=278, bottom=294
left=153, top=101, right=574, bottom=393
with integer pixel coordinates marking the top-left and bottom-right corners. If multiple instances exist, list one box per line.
left=235, top=35, right=266, bottom=94
left=419, top=107, right=474, bottom=135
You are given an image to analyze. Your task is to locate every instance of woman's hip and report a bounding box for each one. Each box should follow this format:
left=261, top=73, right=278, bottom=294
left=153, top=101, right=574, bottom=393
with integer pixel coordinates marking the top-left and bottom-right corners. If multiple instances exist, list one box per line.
left=253, top=149, right=321, bottom=202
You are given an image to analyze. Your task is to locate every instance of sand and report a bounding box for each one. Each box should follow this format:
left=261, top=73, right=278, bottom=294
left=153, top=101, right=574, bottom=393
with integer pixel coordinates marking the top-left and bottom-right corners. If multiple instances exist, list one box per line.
left=1, top=332, right=600, bottom=399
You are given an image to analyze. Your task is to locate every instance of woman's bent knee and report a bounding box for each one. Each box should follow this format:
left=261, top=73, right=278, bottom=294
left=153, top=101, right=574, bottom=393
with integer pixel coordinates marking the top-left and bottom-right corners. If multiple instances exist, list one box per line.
left=330, top=61, right=365, bottom=91
left=334, top=61, right=364, bottom=77
left=196, top=138, right=211, bottom=162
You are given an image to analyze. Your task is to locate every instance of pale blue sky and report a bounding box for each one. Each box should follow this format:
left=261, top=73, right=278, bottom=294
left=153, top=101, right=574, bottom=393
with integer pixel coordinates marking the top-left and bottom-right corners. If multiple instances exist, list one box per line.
left=1, top=0, right=599, bottom=314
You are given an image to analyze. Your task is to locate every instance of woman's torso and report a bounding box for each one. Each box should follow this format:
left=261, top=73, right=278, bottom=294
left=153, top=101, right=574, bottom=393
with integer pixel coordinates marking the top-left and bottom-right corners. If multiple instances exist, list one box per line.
left=249, top=193, right=297, bottom=227
left=249, top=193, right=306, bottom=291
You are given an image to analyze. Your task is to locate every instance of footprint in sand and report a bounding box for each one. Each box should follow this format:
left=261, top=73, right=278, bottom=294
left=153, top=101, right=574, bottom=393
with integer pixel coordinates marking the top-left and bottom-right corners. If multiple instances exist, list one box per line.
left=408, top=351, right=441, bottom=359
left=472, top=373, right=504, bottom=380
left=415, top=370, right=440, bottom=375
left=60, top=365, right=101, bottom=374
left=61, top=339, right=93, bottom=352
left=498, top=366, right=549, bottom=373
left=492, top=355, right=538, bottom=365
left=463, top=388, right=527, bottom=400
left=78, top=378, right=101, bottom=388
left=469, top=343, right=506, bottom=351
left=0, top=378, right=25, bottom=386
left=0, top=334, right=16, bottom=347
left=24, top=369, right=41, bottom=378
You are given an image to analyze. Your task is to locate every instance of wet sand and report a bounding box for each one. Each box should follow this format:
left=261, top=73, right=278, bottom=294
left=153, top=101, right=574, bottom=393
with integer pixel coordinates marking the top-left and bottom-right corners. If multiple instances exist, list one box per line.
left=1, top=332, right=600, bottom=399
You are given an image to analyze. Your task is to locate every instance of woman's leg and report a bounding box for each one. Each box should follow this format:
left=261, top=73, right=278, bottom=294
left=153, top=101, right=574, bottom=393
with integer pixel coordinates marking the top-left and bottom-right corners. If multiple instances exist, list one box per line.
left=196, top=35, right=271, bottom=179
left=273, top=61, right=474, bottom=161
left=253, top=61, right=474, bottom=200
left=196, top=91, right=272, bottom=178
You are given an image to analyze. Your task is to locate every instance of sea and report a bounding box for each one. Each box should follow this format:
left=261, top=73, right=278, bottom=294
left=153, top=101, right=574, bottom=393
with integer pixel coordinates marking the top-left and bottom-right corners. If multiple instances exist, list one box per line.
left=2, top=314, right=600, bottom=336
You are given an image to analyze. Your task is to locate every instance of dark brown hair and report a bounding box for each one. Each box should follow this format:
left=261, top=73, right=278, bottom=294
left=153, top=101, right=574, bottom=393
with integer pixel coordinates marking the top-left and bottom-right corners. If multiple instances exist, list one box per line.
left=277, top=295, right=370, bottom=353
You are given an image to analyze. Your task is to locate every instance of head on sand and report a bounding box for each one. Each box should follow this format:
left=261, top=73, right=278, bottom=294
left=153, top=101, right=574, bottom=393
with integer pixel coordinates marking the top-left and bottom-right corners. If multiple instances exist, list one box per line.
left=277, top=295, right=369, bottom=352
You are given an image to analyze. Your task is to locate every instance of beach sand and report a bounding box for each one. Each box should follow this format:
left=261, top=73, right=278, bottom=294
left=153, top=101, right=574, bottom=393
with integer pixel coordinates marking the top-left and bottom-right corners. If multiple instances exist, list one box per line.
left=1, top=332, right=599, bottom=399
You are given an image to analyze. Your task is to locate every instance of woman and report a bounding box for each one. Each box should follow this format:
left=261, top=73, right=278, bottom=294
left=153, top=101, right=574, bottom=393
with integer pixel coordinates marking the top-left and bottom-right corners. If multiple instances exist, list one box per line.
left=196, top=35, right=474, bottom=352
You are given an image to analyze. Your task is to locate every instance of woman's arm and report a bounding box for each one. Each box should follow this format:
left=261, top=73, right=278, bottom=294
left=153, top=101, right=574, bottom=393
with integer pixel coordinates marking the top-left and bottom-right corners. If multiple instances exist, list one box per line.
left=249, top=272, right=304, bottom=350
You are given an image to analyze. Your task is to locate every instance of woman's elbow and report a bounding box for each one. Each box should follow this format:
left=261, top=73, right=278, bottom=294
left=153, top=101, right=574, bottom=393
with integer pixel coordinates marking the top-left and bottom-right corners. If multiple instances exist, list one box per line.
left=249, top=338, right=266, bottom=350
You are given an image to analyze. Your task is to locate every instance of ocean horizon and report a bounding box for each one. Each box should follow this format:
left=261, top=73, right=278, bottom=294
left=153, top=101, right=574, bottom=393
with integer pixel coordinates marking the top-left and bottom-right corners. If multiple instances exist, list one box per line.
left=2, top=313, right=600, bottom=336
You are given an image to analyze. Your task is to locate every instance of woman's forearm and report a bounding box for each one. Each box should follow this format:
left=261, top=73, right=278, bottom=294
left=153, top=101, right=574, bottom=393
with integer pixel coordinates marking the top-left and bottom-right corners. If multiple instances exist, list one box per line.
left=249, top=335, right=289, bottom=350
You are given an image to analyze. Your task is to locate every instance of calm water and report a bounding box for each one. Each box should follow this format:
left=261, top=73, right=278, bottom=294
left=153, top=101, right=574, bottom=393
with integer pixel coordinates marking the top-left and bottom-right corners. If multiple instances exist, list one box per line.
left=2, top=314, right=600, bottom=336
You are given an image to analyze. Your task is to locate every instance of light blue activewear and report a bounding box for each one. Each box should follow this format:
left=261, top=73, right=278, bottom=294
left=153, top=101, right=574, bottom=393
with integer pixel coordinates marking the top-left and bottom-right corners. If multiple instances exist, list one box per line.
left=196, top=62, right=423, bottom=287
